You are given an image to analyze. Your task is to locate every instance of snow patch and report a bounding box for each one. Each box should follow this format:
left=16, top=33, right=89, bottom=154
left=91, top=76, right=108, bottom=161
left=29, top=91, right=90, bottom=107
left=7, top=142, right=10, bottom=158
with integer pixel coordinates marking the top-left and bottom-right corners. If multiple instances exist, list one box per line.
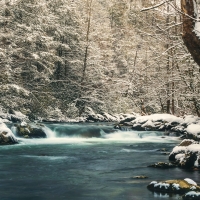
left=0, top=123, right=18, bottom=143
left=186, top=124, right=200, bottom=136
left=132, top=114, right=183, bottom=124
left=184, top=178, right=197, bottom=186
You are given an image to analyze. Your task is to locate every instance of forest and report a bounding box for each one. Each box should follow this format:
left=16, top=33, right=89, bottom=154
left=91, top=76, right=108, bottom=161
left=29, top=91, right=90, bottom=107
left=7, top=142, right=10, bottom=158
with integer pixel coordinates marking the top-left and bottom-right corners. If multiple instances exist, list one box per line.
left=0, top=0, right=200, bottom=120
left=1, top=1, right=200, bottom=199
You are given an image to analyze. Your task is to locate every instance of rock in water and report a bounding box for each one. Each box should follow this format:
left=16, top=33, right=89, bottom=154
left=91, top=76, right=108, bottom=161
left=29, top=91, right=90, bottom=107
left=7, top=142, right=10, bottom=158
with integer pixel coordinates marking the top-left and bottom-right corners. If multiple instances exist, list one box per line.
left=169, top=139, right=200, bottom=169
left=147, top=179, right=200, bottom=194
left=131, top=175, right=148, bottom=179
left=0, top=122, right=18, bottom=145
left=16, top=123, right=47, bottom=138
left=148, top=162, right=177, bottom=169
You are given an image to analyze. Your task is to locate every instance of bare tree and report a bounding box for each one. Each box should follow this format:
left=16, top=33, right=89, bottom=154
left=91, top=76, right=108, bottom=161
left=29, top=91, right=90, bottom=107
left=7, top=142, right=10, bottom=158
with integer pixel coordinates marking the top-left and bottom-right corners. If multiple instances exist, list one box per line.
left=181, top=0, right=200, bottom=66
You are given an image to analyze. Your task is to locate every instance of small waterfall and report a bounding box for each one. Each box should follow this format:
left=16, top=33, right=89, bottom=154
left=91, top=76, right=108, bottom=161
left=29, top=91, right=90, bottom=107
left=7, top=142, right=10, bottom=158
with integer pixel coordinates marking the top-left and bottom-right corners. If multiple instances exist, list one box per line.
left=42, top=126, right=56, bottom=138
left=11, top=126, right=17, bottom=136
left=100, top=129, right=106, bottom=137
left=120, top=127, right=133, bottom=131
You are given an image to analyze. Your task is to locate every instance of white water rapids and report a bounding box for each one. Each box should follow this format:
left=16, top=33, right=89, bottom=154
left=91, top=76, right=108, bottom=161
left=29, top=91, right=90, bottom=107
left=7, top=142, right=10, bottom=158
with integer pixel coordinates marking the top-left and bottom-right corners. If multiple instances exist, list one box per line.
left=13, top=124, right=180, bottom=145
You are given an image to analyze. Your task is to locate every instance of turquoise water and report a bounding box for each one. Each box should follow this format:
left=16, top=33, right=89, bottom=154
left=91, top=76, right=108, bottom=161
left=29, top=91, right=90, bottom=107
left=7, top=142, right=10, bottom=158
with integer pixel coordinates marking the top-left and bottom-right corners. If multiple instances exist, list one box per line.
left=0, top=123, right=199, bottom=200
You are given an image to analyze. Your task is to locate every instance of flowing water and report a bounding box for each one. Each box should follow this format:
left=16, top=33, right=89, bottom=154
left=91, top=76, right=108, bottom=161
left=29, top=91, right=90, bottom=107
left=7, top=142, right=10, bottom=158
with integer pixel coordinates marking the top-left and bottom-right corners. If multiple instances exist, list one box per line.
left=0, top=123, right=199, bottom=200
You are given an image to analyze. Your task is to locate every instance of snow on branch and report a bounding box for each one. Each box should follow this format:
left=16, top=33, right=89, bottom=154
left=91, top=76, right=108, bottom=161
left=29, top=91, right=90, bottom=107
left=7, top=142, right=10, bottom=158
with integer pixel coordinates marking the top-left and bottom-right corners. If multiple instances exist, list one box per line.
left=140, top=0, right=173, bottom=12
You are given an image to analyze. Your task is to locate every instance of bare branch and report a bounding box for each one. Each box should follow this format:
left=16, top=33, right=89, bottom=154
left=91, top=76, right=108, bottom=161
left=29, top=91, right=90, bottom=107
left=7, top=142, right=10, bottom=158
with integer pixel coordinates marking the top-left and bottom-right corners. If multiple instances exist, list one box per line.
left=140, top=0, right=172, bottom=12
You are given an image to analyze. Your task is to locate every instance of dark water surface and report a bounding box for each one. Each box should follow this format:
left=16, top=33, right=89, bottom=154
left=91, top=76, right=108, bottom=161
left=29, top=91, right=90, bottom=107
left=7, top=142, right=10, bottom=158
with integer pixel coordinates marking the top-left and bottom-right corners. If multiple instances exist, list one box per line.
left=0, top=123, right=199, bottom=200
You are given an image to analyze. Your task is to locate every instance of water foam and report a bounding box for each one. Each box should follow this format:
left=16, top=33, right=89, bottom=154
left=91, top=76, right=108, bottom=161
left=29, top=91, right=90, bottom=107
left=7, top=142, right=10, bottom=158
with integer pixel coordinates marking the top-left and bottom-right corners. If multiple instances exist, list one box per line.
left=42, top=126, right=56, bottom=138
left=16, top=130, right=179, bottom=146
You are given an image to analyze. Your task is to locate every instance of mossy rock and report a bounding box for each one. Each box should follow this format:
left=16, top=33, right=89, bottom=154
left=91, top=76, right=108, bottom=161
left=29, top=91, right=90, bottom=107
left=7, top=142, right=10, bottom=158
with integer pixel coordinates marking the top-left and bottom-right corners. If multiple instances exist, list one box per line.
left=147, top=180, right=200, bottom=194
left=16, top=124, right=47, bottom=138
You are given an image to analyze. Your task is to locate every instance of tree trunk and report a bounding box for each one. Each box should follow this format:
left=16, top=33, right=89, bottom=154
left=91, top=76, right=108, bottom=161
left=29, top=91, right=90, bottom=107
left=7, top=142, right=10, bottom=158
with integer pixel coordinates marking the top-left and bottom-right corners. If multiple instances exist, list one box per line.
left=181, top=0, right=200, bottom=66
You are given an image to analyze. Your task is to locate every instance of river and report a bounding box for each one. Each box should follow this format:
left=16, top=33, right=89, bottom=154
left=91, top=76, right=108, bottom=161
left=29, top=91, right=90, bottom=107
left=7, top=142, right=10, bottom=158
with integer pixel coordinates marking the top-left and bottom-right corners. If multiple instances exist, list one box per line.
left=0, top=123, right=199, bottom=200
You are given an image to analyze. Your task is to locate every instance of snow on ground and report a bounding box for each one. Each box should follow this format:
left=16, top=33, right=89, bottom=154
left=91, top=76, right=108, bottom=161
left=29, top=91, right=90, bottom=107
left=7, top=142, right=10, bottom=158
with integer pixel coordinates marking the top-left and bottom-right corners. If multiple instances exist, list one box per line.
left=131, top=114, right=184, bottom=124
left=186, top=124, right=200, bottom=137
left=183, top=115, right=200, bottom=125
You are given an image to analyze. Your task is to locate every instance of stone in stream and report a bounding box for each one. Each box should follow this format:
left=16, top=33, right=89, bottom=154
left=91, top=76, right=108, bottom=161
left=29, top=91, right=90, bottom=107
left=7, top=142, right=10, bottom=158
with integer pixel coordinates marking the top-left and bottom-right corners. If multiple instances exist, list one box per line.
left=148, top=162, right=177, bottom=169
left=169, top=139, right=200, bottom=170
left=0, top=122, right=18, bottom=145
left=0, top=131, right=18, bottom=145
left=147, top=179, right=200, bottom=194
left=131, top=175, right=148, bottom=179
left=15, top=122, right=47, bottom=138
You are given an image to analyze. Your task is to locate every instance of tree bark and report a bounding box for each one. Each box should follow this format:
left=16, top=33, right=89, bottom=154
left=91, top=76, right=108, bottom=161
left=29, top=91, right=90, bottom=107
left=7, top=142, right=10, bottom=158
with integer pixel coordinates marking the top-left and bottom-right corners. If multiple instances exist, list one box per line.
left=181, top=0, right=200, bottom=66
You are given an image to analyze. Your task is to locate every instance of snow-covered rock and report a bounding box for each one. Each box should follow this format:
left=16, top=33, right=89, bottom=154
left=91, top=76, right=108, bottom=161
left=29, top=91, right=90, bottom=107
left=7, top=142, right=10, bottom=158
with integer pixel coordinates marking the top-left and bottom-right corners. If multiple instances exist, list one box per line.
left=101, top=112, right=118, bottom=122
left=183, top=115, right=200, bottom=126
left=119, top=113, right=139, bottom=124
left=8, top=110, right=29, bottom=123
left=148, top=162, right=176, bottom=168
left=141, top=120, right=156, bottom=130
left=15, top=123, right=47, bottom=138
left=186, top=124, right=200, bottom=141
left=116, top=114, right=185, bottom=132
left=147, top=179, right=200, bottom=194
left=171, top=125, right=185, bottom=134
left=132, top=114, right=184, bottom=124
left=0, top=121, right=18, bottom=145
left=169, top=139, right=200, bottom=169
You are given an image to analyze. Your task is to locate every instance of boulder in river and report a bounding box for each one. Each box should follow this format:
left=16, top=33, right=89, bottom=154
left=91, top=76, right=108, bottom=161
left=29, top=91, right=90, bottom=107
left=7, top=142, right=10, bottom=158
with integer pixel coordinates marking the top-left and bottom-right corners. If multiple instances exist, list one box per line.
left=169, top=139, right=200, bottom=169
left=148, top=162, right=177, bottom=169
left=0, top=122, right=18, bottom=145
left=147, top=179, right=200, bottom=194
left=16, top=122, right=47, bottom=138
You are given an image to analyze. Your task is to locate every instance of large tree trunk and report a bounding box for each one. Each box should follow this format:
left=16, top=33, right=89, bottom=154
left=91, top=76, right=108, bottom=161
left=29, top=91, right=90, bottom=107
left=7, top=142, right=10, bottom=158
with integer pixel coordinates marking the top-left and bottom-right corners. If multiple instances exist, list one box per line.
left=181, top=0, right=200, bottom=66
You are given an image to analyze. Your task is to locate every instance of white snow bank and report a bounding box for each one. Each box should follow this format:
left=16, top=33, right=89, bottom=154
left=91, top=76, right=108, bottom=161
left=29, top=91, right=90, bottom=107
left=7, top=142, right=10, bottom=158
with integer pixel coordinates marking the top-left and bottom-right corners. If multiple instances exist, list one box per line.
left=186, top=124, right=200, bottom=136
left=183, top=115, right=200, bottom=125
left=131, top=114, right=183, bottom=124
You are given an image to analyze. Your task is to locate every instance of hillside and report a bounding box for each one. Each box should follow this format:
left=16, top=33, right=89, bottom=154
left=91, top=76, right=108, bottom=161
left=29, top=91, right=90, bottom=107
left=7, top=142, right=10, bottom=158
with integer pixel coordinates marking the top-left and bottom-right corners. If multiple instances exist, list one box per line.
left=0, top=0, right=199, bottom=119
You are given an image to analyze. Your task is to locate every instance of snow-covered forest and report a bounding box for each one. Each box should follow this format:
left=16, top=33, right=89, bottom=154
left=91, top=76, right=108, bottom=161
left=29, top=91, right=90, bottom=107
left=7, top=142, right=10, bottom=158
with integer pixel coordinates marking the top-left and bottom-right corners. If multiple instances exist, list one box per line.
left=0, top=0, right=200, bottom=119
